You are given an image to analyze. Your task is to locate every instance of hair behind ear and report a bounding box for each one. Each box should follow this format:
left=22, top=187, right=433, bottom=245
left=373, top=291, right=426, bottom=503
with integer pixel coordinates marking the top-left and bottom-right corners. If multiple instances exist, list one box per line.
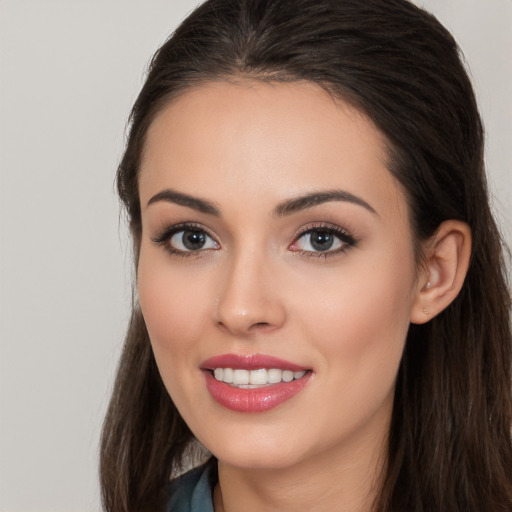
left=383, top=216, right=512, bottom=509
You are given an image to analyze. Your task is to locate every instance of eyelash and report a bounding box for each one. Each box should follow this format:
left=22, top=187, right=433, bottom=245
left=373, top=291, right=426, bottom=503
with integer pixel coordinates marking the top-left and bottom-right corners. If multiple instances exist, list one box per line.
left=151, top=222, right=358, bottom=259
left=151, top=222, right=219, bottom=259
left=289, top=223, right=358, bottom=259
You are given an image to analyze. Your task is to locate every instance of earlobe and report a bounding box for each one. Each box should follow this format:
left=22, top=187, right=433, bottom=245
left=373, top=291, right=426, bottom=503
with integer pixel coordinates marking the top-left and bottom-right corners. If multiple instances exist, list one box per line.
left=410, top=220, right=472, bottom=324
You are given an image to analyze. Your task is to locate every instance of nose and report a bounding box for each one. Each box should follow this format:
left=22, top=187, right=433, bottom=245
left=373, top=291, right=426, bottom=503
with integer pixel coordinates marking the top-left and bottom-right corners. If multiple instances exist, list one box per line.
left=215, top=249, right=286, bottom=337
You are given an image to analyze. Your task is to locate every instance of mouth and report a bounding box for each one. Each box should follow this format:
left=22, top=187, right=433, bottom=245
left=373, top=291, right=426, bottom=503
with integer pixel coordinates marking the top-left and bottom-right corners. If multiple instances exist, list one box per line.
left=212, top=367, right=307, bottom=388
left=201, top=354, right=312, bottom=412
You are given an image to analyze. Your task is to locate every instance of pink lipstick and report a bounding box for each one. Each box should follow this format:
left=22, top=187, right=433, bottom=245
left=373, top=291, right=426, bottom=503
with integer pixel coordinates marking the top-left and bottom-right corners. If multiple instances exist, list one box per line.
left=201, top=354, right=311, bottom=412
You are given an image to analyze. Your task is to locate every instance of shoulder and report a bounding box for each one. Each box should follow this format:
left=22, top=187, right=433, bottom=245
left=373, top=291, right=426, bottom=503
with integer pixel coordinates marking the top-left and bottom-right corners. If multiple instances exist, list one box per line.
left=165, top=463, right=215, bottom=512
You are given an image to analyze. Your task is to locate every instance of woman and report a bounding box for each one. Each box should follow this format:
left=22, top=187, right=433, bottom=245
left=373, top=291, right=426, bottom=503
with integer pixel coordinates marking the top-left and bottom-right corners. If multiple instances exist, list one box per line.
left=100, top=0, right=512, bottom=510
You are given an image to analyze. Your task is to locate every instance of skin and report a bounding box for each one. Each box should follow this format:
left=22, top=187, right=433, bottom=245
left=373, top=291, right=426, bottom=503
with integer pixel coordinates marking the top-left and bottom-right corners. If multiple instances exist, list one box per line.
left=137, top=81, right=430, bottom=511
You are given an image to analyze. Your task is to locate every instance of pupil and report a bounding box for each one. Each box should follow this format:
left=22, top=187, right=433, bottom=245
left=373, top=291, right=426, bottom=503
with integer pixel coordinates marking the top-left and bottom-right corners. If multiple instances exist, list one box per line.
left=311, top=231, right=333, bottom=251
left=183, top=230, right=205, bottom=250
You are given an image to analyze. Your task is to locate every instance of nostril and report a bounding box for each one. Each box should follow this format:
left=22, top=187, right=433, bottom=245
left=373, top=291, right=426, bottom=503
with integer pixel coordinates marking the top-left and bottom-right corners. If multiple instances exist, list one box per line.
left=248, top=322, right=271, bottom=331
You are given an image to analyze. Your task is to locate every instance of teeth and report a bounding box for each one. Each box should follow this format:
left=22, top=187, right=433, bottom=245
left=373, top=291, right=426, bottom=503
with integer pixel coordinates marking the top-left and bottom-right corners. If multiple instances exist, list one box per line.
left=233, top=369, right=250, bottom=385
left=282, top=370, right=294, bottom=382
left=212, top=368, right=307, bottom=387
left=267, top=368, right=282, bottom=384
left=222, top=367, right=234, bottom=383
left=249, top=368, right=268, bottom=385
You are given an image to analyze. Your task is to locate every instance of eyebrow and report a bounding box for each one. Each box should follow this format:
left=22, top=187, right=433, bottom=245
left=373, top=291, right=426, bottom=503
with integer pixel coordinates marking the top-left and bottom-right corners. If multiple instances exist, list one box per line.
left=273, top=189, right=377, bottom=217
left=146, top=189, right=220, bottom=216
left=146, top=187, right=377, bottom=217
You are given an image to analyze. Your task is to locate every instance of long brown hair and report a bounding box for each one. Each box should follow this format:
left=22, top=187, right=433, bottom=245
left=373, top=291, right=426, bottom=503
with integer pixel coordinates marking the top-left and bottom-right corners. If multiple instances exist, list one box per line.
left=100, top=0, right=512, bottom=510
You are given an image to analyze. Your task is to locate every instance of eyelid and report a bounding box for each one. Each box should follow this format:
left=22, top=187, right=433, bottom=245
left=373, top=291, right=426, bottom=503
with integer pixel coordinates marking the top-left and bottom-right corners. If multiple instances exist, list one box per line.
left=151, top=222, right=220, bottom=256
left=151, top=221, right=357, bottom=259
left=151, top=222, right=211, bottom=242
left=289, top=222, right=358, bottom=256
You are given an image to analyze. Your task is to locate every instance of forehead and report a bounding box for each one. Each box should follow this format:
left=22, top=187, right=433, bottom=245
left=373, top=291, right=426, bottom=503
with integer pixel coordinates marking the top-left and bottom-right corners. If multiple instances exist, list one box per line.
left=139, top=80, right=408, bottom=221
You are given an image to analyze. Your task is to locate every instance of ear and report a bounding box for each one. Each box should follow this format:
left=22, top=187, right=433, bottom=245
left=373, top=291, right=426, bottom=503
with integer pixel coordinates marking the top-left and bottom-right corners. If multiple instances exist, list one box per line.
left=410, top=220, right=472, bottom=324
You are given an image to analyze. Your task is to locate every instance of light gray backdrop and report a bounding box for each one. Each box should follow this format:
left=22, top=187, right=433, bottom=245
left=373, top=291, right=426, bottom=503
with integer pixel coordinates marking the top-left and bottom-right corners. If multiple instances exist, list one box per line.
left=0, top=1, right=510, bottom=511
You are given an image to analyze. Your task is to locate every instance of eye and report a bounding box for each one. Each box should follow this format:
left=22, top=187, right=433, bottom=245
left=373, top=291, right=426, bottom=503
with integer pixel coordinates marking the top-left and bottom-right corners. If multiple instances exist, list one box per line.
left=170, top=229, right=218, bottom=251
left=152, top=224, right=219, bottom=255
left=289, top=225, right=357, bottom=256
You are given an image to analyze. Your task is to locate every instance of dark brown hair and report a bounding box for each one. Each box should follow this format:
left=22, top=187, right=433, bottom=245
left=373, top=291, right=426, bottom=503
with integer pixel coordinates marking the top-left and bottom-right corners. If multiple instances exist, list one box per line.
left=100, top=0, right=512, bottom=510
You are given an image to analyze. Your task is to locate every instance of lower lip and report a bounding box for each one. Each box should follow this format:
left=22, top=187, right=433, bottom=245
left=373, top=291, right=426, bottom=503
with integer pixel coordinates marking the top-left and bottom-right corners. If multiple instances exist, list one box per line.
left=203, top=370, right=311, bottom=412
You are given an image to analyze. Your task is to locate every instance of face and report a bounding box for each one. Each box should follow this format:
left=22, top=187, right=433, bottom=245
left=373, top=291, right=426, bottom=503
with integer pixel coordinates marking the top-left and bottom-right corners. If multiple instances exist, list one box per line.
left=137, top=81, right=421, bottom=472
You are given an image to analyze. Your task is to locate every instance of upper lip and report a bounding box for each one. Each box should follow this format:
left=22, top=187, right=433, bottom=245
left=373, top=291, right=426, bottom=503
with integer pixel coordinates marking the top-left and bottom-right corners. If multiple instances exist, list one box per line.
left=201, top=353, right=309, bottom=372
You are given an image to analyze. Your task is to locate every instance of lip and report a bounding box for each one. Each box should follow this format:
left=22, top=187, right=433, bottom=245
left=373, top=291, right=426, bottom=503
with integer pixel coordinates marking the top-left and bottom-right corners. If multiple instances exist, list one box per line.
left=201, top=354, right=312, bottom=412
left=201, top=353, right=308, bottom=372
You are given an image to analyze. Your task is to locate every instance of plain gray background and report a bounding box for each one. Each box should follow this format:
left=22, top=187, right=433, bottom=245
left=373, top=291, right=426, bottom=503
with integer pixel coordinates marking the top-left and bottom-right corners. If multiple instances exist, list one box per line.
left=0, top=1, right=510, bottom=510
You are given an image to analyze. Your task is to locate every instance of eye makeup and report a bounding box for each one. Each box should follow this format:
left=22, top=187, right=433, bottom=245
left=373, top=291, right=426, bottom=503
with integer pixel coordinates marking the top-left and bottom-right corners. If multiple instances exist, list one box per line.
left=150, top=219, right=358, bottom=260
left=151, top=222, right=220, bottom=258
left=288, top=222, right=358, bottom=259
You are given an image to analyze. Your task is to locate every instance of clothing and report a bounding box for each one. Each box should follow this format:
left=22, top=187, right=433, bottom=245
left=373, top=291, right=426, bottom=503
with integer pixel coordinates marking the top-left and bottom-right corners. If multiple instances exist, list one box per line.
left=166, top=463, right=215, bottom=512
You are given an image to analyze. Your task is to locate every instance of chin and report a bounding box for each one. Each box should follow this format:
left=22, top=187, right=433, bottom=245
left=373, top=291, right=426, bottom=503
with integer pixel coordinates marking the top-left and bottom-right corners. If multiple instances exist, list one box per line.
left=196, top=422, right=310, bottom=471
left=215, top=446, right=304, bottom=471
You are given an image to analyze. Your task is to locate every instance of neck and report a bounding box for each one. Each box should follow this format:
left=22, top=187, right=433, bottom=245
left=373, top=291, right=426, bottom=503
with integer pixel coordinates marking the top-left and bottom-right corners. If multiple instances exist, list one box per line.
left=213, top=428, right=387, bottom=512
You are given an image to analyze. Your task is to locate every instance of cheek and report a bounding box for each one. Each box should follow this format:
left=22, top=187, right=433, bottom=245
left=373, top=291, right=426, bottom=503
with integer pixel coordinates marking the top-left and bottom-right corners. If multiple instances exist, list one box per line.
left=299, top=247, right=416, bottom=376
left=298, top=258, right=415, bottom=434
left=137, top=251, right=214, bottom=417
left=137, top=249, right=210, bottom=359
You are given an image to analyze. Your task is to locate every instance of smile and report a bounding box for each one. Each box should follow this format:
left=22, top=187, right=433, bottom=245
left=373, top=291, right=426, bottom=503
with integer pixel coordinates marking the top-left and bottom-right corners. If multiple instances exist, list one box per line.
left=201, top=354, right=312, bottom=412
left=213, top=368, right=307, bottom=388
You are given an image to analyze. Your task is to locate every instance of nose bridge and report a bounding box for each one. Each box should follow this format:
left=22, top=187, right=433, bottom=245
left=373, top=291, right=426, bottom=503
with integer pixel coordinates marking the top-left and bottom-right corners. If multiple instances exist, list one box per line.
left=215, top=242, right=285, bottom=335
